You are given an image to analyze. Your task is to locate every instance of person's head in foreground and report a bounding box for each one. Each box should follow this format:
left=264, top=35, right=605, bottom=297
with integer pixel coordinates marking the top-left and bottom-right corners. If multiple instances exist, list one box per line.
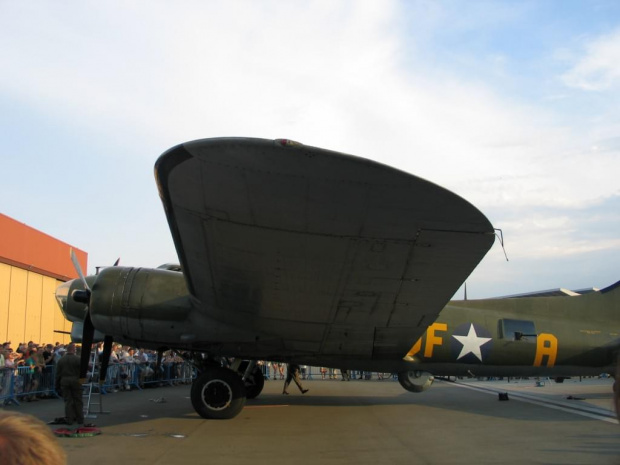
left=0, top=411, right=66, bottom=465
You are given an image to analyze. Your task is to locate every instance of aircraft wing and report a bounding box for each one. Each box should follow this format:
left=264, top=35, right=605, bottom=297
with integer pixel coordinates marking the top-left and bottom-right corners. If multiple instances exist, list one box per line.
left=155, top=138, right=495, bottom=360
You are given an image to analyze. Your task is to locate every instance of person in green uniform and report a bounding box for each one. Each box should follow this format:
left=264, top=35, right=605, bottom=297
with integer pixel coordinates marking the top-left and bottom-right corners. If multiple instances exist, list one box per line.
left=55, top=343, right=84, bottom=426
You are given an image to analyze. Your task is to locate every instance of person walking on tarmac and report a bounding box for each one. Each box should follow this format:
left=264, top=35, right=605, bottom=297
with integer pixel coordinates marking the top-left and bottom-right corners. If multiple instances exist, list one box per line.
left=282, top=363, right=309, bottom=395
left=54, top=343, right=85, bottom=426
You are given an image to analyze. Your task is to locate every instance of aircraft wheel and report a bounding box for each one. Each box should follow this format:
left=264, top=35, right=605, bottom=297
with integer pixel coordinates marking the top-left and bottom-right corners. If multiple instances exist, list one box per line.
left=191, top=367, right=246, bottom=419
left=398, top=370, right=434, bottom=393
left=240, top=363, right=265, bottom=400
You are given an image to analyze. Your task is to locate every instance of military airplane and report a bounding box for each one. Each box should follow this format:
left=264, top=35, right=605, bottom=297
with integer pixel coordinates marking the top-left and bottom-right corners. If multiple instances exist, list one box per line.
left=55, top=137, right=619, bottom=419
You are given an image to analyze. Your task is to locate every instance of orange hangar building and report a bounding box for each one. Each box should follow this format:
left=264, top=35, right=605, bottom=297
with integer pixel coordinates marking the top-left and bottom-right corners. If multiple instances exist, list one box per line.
left=0, top=213, right=87, bottom=345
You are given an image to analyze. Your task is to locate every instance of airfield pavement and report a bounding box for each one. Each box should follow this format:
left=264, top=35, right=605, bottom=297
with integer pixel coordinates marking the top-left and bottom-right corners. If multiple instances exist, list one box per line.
left=6, top=376, right=620, bottom=465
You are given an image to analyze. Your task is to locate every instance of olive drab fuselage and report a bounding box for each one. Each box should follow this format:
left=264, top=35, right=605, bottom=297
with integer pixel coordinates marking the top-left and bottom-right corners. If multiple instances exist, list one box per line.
left=406, top=288, right=619, bottom=377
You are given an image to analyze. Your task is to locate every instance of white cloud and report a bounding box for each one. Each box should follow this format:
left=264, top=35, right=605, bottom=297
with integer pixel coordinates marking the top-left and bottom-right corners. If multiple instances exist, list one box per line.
left=562, top=28, right=620, bottom=91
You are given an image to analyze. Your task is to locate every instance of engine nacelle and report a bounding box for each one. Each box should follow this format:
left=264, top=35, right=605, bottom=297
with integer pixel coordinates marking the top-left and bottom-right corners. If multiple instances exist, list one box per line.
left=398, top=370, right=434, bottom=393
left=89, top=266, right=192, bottom=344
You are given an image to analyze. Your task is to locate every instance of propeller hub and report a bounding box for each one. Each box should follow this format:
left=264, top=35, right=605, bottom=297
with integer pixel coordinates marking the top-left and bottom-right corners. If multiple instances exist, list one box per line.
left=72, top=289, right=91, bottom=304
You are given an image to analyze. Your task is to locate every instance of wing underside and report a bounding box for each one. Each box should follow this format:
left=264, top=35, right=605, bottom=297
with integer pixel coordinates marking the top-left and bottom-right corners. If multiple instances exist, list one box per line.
left=155, top=138, right=495, bottom=360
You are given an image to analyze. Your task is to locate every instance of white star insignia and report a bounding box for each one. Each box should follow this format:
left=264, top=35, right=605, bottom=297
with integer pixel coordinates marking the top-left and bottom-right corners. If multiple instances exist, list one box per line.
left=452, top=324, right=492, bottom=362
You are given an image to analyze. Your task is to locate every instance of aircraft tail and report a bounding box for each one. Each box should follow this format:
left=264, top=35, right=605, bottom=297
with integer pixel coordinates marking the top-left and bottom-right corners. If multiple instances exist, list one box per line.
left=541, top=279, right=620, bottom=324
left=597, top=279, right=620, bottom=321
left=601, top=279, right=620, bottom=295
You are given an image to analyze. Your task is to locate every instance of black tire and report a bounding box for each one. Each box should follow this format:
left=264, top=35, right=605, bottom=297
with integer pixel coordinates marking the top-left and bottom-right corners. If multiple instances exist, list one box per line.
left=191, top=367, right=246, bottom=419
left=397, top=370, right=434, bottom=393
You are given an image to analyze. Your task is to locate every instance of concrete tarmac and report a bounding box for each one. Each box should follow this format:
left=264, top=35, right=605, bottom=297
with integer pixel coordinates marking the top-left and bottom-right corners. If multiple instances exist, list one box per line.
left=8, top=376, right=620, bottom=465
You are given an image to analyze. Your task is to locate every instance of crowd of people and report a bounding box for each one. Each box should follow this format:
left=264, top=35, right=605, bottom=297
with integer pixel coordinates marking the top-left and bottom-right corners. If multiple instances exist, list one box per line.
left=0, top=340, right=188, bottom=372
left=0, top=340, right=194, bottom=407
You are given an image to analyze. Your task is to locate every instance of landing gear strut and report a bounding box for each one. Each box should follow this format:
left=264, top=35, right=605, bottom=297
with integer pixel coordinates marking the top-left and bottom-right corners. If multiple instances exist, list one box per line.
left=239, top=361, right=265, bottom=399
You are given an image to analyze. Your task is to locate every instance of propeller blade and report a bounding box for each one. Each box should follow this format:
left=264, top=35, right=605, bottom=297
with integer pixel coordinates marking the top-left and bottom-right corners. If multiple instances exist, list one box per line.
left=113, top=257, right=120, bottom=266
left=70, top=248, right=90, bottom=292
left=99, top=335, right=114, bottom=383
left=79, top=311, right=95, bottom=380
left=156, top=348, right=164, bottom=372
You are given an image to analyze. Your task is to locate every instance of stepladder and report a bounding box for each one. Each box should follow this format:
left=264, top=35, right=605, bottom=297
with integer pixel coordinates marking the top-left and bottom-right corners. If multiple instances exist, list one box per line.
left=82, top=347, right=109, bottom=418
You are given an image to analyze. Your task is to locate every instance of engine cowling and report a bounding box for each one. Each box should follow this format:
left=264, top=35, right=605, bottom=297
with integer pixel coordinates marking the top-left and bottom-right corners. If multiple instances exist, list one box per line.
left=89, top=266, right=192, bottom=344
left=398, top=370, right=434, bottom=393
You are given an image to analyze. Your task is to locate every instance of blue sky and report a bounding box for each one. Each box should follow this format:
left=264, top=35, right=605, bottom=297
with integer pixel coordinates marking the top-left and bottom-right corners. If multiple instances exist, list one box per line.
left=1, top=1, right=619, bottom=298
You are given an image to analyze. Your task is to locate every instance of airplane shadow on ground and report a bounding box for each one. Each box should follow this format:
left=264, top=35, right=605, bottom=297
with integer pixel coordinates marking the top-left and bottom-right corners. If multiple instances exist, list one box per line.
left=14, top=381, right=616, bottom=428
left=244, top=391, right=616, bottom=424
left=543, top=434, right=620, bottom=458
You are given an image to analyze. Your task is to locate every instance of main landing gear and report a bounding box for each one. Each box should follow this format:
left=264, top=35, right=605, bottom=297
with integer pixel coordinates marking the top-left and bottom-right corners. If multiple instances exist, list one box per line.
left=190, top=360, right=266, bottom=419
left=239, top=361, right=265, bottom=400
left=191, top=366, right=246, bottom=419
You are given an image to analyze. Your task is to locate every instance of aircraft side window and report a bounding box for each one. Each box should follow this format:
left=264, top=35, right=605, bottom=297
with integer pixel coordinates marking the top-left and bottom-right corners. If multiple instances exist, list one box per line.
left=499, top=319, right=537, bottom=342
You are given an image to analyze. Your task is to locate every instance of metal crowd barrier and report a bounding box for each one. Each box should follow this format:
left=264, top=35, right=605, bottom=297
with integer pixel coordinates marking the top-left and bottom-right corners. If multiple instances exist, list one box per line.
left=0, top=367, right=19, bottom=406
left=0, top=366, right=60, bottom=406
left=91, top=361, right=196, bottom=393
left=1, top=362, right=196, bottom=405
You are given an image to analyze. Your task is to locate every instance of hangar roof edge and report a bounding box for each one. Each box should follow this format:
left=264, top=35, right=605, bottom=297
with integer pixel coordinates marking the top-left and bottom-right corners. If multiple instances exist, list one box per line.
left=0, top=213, right=87, bottom=281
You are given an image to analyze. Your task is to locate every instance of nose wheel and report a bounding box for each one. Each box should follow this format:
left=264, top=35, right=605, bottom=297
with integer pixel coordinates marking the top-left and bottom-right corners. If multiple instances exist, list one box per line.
left=191, top=366, right=246, bottom=419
